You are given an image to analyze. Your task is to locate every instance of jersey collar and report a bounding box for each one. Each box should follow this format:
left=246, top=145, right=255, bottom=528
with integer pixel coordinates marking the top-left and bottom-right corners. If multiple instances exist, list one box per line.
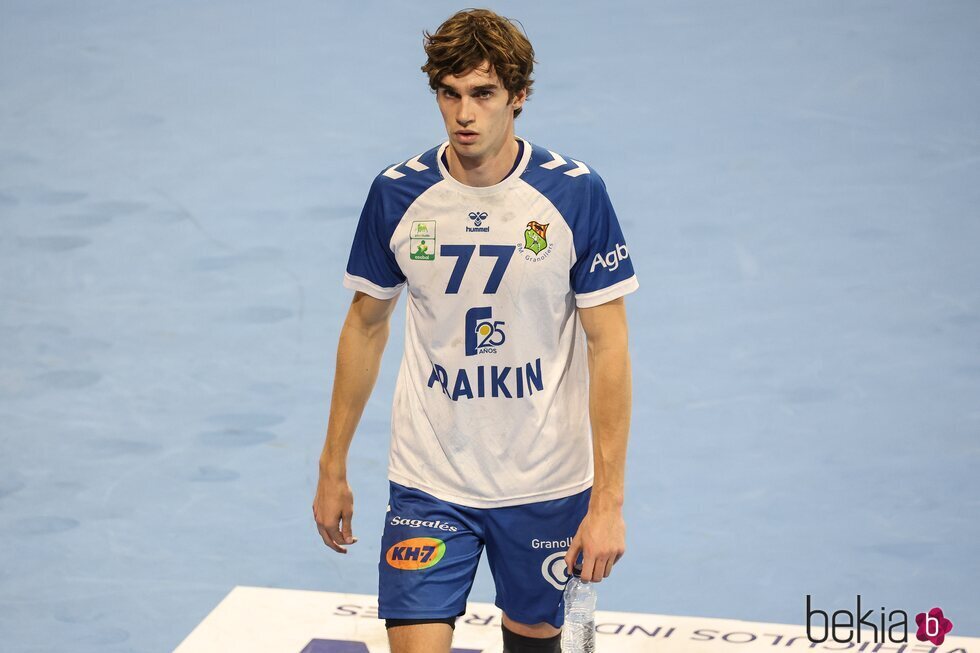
left=436, top=136, right=532, bottom=196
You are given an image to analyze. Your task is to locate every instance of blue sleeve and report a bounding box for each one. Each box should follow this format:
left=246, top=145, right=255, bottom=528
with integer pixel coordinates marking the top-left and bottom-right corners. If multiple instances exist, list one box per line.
left=343, top=175, right=406, bottom=299
left=569, top=174, right=638, bottom=307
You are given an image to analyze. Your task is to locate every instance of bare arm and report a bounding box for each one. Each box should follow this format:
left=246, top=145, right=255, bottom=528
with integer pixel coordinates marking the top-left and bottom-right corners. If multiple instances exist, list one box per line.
left=564, top=295, right=632, bottom=582
left=313, top=290, right=398, bottom=553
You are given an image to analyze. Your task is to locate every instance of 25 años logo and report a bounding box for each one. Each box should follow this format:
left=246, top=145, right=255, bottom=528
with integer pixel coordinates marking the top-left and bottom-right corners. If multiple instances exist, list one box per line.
left=806, top=595, right=954, bottom=645
left=465, top=306, right=505, bottom=356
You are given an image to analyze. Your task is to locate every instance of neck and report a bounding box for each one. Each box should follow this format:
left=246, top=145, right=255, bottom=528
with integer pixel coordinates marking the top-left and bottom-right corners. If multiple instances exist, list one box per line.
left=446, top=134, right=519, bottom=187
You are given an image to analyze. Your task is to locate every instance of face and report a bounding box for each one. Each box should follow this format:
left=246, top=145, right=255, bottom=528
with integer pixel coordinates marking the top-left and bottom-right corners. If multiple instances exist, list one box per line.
left=436, top=62, right=526, bottom=163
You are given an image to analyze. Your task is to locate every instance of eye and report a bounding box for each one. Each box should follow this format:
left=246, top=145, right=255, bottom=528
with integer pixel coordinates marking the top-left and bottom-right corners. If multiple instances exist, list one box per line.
left=476, top=90, right=494, bottom=99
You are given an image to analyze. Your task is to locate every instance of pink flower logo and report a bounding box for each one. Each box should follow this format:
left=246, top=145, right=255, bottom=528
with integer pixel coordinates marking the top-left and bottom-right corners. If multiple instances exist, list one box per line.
left=915, top=607, right=953, bottom=645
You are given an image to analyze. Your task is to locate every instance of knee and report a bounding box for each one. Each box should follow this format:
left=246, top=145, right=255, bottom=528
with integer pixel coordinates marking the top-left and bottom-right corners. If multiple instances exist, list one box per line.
left=502, top=612, right=560, bottom=638
left=501, top=613, right=561, bottom=652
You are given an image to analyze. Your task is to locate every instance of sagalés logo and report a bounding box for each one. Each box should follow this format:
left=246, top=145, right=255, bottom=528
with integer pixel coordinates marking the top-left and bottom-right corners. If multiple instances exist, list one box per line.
left=385, top=537, right=446, bottom=570
left=806, top=595, right=954, bottom=645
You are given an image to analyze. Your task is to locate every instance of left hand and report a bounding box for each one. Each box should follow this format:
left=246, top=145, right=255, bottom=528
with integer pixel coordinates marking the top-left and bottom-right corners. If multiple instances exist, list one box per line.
left=564, top=500, right=626, bottom=583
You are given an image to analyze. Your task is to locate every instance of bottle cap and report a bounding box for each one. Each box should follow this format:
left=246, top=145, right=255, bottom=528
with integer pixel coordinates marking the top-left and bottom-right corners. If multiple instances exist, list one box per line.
left=571, top=563, right=583, bottom=578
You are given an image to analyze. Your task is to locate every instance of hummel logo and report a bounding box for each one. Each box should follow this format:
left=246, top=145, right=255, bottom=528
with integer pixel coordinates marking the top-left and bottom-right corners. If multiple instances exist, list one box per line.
left=466, top=211, right=490, bottom=233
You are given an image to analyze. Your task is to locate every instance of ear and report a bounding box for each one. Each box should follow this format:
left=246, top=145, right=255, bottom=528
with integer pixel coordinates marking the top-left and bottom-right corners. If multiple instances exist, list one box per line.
left=511, top=87, right=528, bottom=111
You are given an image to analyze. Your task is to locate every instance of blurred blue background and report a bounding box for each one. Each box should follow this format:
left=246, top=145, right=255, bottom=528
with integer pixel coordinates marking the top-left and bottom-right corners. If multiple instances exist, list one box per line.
left=1, top=1, right=977, bottom=651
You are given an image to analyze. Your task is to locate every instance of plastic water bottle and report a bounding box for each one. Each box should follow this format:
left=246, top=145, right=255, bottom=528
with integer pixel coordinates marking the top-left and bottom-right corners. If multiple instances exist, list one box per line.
left=562, top=565, right=597, bottom=652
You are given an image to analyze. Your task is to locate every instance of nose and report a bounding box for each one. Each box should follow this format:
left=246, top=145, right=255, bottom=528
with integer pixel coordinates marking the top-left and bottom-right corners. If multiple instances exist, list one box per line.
left=456, top=95, right=475, bottom=127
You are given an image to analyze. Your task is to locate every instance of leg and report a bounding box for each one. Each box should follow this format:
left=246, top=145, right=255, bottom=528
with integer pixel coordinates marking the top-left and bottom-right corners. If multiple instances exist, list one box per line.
left=377, top=482, right=484, bottom=649
left=501, top=612, right=561, bottom=652
left=502, top=612, right=560, bottom=638
left=483, top=488, right=592, bottom=635
left=387, top=621, right=454, bottom=653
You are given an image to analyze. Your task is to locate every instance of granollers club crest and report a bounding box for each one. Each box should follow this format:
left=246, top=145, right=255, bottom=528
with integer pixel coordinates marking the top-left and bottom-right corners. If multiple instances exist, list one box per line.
left=524, top=220, right=549, bottom=255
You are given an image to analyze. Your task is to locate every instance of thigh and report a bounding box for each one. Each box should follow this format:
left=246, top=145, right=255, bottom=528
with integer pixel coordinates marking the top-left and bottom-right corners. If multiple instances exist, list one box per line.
left=484, top=488, right=591, bottom=629
left=378, top=481, right=484, bottom=620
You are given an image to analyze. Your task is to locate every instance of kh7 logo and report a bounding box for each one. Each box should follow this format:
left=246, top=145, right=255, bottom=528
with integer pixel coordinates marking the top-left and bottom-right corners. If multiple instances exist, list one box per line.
left=385, top=537, right=447, bottom=570
left=465, top=306, right=505, bottom=356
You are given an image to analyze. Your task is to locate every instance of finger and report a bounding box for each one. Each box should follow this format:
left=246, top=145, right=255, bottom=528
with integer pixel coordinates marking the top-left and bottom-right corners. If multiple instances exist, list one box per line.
left=317, top=523, right=342, bottom=552
left=316, top=523, right=339, bottom=551
left=603, top=557, right=615, bottom=578
left=580, top=555, right=597, bottom=583
left=592, top=557, right=607, bottom=583
left=326, top=526, right=349, bottom=553
left=341, top=509, right=355, bottom=545
left=564, top=538, right=582, bottom=576
left=319, top=523, right=348, bottom=554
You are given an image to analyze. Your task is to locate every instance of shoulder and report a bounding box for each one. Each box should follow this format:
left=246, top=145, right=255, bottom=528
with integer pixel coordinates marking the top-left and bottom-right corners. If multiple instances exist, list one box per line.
left=367, top=142, right=445, bottom=205
left=354, top=143, right=444, bottom=234
left=519, top=141, right=614, bottom=237
left=520, top=141, right=608, bottom=198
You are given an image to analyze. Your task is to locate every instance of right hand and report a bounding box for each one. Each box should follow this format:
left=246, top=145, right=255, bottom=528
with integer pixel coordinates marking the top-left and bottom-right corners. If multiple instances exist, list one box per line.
left=313, top=474, right=357, bottom=554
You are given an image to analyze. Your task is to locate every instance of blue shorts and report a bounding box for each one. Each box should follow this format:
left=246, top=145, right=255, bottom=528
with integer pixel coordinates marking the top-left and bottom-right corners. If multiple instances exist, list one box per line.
left=378, top=481, right=591, bottom=629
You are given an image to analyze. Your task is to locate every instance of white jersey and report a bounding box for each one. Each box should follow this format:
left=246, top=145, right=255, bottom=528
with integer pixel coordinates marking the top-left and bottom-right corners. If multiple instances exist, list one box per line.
left=343, top=137, right=638, bottom=508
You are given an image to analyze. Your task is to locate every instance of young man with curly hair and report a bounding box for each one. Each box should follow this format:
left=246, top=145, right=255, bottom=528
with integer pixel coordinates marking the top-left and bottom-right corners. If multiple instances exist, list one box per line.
left=314, top=8, right=638, bottom=653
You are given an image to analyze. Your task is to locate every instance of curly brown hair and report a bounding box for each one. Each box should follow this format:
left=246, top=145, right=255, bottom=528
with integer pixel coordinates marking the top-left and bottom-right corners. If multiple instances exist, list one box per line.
left=421, top=8, right=536, bottom=118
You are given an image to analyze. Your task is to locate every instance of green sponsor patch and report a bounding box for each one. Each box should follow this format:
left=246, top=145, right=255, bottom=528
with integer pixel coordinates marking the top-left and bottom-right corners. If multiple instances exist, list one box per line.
left=410, top=220, right=436, bottom=261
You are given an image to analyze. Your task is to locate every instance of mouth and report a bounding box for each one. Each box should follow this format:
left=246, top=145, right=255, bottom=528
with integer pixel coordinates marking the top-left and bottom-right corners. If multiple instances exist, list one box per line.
left=455, top=130, right=478, bottom=144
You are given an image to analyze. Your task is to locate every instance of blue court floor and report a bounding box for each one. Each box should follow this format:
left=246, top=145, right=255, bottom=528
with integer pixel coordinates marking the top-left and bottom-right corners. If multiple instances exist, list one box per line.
left=1, top=1, right=978, bottom=651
